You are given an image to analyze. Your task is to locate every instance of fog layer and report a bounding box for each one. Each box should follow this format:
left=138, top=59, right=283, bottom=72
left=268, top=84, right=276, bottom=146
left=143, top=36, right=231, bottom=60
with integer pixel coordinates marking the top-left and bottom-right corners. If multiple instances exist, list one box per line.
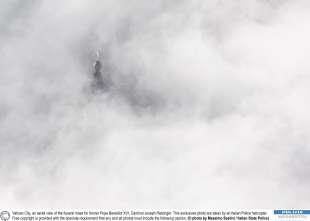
left=1, top=0, right=310, bottom=208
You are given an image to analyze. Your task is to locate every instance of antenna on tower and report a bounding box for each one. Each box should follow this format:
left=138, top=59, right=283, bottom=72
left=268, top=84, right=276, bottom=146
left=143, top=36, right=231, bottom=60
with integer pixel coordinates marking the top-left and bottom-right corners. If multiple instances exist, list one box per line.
left=93, top=48, right=103, bottom=73
left=95, top=48, right=103, bottom=60
left=96, top=50, right=100, bottom=60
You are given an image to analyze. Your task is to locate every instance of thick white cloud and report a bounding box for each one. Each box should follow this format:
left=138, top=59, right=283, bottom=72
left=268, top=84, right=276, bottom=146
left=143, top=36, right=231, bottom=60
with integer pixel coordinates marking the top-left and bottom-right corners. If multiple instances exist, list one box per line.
left=1, top=0, right=310, bottom=208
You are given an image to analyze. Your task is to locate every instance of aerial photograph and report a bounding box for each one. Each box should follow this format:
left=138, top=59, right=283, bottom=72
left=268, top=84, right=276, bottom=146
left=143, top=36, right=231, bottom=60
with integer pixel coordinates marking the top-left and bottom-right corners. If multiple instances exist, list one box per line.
left=0, top=0, right=309, bottom=208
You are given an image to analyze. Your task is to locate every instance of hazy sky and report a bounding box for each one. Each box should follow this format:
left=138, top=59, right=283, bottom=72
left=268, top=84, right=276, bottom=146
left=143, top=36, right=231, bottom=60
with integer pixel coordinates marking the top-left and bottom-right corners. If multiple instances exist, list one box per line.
left=1, top=0, right=310, bottom=208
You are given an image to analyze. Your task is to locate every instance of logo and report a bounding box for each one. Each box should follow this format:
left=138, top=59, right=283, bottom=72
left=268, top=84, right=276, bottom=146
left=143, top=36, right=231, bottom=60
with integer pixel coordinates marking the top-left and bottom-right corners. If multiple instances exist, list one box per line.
left=0, top=211, right=10, bottom=221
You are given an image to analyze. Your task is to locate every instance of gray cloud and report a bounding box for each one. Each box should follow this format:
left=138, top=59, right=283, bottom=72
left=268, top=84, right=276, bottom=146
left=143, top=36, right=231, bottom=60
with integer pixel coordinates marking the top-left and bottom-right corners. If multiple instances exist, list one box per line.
left=1, top=0, right=310, bottom=208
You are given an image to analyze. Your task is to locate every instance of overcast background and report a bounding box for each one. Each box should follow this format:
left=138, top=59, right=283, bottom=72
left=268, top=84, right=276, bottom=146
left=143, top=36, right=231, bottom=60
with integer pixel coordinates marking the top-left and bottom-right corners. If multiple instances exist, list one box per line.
left=1, top=0, right=310, bottom=208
